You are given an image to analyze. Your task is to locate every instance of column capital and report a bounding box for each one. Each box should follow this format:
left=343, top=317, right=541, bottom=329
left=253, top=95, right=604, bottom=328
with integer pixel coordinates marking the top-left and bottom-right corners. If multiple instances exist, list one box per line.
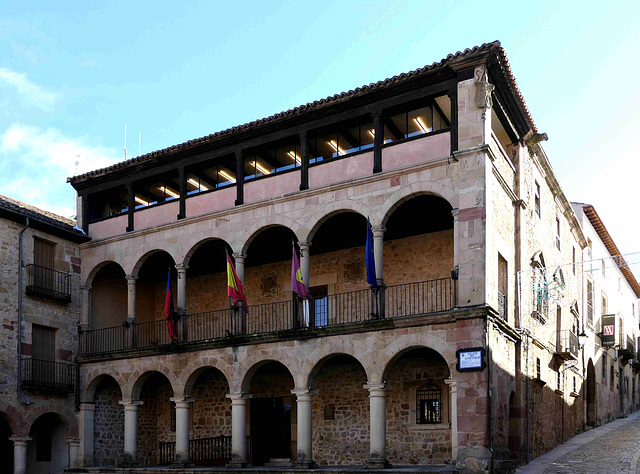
left=226, top=392, right=250, bottom=402
left=291, top=387, right=318, bottom=398
left=371, top=225, right=386, bottom=236
left=125, top=274, right=138, bottom=283
left=80, top=285, right=91, bottom=292
left=232, top=252, right=246, bottom=261
left=298, top=241, right=311, bottom=251
left=66, top=438, right=81, bottom=447
left=444, top=378, right=457, bottom=391
left=363, top=382, right=388, bottom=396
left=9, top=436, right=32, bottom=445
left=175, top=263, right=188, bottom=272
left=451, top=208, right=460, bottom=221
left=170, top=396, right=194, bottom=407
left=119, top=400, right=143, bottom=409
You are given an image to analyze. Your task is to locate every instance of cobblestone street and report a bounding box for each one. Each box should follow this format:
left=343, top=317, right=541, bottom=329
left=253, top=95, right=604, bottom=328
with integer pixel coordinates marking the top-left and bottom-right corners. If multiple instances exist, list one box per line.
left=518, top=411, right=640, bottom=473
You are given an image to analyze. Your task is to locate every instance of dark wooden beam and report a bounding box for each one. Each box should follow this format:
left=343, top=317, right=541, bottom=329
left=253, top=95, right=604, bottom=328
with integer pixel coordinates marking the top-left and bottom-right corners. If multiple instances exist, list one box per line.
left=235, top=149, right=244, bottom=206
left=178, top=166, right=186, bottom=219
left=372, top=110, right=383, bottom=173
left=299, top=131, right=309, bottom=191
left=126, top=183, right=134, bottom=232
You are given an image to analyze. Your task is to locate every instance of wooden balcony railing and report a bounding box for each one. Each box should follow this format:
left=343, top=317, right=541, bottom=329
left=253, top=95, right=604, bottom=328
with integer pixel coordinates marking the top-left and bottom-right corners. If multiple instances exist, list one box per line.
left=26, top=264, right=71, bottom=303
left=21, top=358, right=75, bottom=393
left=80, top=277, right=456, bottom=356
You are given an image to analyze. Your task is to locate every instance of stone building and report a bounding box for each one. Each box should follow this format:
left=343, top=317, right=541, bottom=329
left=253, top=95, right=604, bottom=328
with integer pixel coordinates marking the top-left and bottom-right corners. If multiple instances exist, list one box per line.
left=571, top=203, right=640, bottom=426
left=0, top=195, right=89, bottom=474
left=66, top=41, right=636, bottom=473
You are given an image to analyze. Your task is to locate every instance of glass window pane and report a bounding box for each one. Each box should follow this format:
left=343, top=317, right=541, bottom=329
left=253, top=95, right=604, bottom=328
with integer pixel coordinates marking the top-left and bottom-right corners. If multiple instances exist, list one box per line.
left=360, top=121, right=375, bottom=150
left=407, top=106, right=432, bottom=138
left=315, top=132, right=339, bottom=160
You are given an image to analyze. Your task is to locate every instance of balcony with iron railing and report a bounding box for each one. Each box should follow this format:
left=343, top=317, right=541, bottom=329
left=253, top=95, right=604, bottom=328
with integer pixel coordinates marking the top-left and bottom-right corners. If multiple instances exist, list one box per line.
left=20, top=358, right=75, bottom=393
left=26, top=264, right=72, bottom=303
left=80, top=277, right=456, bottom=357
left=554, top=330, right=579, bottom=361
left=620, top=335, right=635, bottom=363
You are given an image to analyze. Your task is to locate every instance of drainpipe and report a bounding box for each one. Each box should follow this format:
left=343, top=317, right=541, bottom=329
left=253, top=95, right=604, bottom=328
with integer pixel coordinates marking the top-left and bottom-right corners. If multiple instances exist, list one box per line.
left=17, top=217, right=33, bottom=405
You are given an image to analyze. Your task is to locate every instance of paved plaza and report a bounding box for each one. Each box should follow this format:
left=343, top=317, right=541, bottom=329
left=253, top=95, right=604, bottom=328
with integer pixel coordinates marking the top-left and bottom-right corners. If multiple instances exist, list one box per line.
left=518, top=410, right=640, bottom=473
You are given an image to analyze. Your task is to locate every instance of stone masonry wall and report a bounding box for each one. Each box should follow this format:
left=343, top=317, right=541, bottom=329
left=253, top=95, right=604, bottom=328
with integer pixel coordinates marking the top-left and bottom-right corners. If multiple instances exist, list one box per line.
left=191, top=369, right=231, bottom=439
left=93, top=377, right=123, bottom=466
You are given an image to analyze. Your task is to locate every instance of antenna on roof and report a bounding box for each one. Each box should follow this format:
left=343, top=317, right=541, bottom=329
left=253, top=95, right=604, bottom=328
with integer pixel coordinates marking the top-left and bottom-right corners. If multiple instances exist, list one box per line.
left=138, top=131, right=141, bottom=157
left=124, top=123, right=127, bottom=160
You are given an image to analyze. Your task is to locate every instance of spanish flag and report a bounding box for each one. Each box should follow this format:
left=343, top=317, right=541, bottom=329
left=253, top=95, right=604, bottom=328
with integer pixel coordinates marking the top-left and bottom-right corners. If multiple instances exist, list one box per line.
left=291, top=242, right=309, bottom=299
left=226, top=251, right=248, bottom=310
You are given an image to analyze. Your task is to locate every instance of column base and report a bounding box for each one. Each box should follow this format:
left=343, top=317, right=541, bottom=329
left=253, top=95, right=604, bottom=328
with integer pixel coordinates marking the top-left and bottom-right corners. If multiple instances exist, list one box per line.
left=293, top=459, right=317, bottom=468
left=364, top=458, right=391, bottom=469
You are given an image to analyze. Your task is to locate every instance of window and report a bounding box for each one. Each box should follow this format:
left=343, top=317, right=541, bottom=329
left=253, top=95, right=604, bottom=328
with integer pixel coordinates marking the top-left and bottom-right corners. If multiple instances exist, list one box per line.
left=602, top=293, right=608, bottom=315
left=310, top=285, right=328, bottom=327
left=498, top=254, right=507, bottom=321
left=557, top=371, right=561, bottom=391
left=602, top=259, right=606, bottom=278
left=244, top=139, right=302, bottom=180
left=383, top=97, right=450, bottom=145
left=34, top=238, right=54, bottom=270
left=534, top=181, right=541, bottom=217
left=87, top=185, right=128, bottom=220
left=586, top=279, right=594, bottom=327
left=536, top=358, right=541, bottom=380
left=555, top=218, right=561, bottom=250
left=572, top=247, right=576, bottom=275
left=32, top=325, right=56, bottom=385
left=186, top=153, right=237, bottom=194
left=416, top=382, right=442, bottom=424
left=133, top=171, right=180, bottom=208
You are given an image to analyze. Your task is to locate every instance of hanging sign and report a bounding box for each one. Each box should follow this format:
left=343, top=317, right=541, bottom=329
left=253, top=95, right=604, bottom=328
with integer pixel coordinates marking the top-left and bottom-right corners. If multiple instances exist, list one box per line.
left=601, top=314, right=616, bottom=347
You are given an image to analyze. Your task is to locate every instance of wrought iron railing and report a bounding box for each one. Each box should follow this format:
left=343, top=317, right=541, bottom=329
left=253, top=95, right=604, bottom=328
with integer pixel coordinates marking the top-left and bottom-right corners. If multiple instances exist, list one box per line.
left=26, top=264, right=71, bottom=303
left=21, top=358, right=75, bottom=392
left=159, top=435, right=249, bottom=466
left=620, top=335, right=635, bottom=360
left=79, top=277, right=456, bottom=356
left=556, top=330, right=579, bottom=359
left=497, top=291, right=506, bottom=320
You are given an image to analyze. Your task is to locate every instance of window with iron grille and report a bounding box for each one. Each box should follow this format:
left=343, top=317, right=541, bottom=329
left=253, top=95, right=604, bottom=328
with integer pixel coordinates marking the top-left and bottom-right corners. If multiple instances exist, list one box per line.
left=416, top=382, right=442, bottom=424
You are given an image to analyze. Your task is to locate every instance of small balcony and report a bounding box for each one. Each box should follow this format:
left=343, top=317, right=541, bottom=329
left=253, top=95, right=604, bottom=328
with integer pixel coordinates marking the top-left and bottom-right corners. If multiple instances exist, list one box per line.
left=620, top=335, right=635, bottom=363
left=79, top=277, right=456, bottom=357
left=21, top=358, right=75, bottom=393
left=555, top=330, right=579, bottom=361
left=26, top=264, right=71, bottom=303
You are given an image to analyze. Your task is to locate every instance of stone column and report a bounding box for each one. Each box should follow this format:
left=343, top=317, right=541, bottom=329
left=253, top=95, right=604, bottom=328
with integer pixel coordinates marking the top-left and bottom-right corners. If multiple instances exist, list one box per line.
left=299, top=241, right=311, bottom=290
left=226, top=393, right=249, bottom=468
left=67, top=438, right=80, bottom=468
left=364, top=383, right=390, bottom=468
left=445, top=378, right=459, bottom=462
left=171, top=397, right=193, bottom=466
left=80, top=285, right=91, bottom=330
left=125, top=275, right=137, bottom=322
left=78, top=402, right=95, bottom=467
left=10, top=437, right=31, bottom=474
left=119, top=400, right=143, bottom=466
left=372, top=226, right=385, bottom=286
left=292, top=388, right=317, bottom=468
left=232, top=253, right=246, bottom=284
left=175, top=264, right=188, bottom=314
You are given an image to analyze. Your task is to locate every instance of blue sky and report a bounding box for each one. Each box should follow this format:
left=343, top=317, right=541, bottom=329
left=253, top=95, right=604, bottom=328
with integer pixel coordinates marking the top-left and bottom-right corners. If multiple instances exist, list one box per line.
left=1, top=0, right=639, bottom=257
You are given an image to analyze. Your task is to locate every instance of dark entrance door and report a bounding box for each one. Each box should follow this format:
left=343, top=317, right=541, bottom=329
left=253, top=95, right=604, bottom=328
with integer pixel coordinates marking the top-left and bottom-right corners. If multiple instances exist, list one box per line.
left=250, top=396, right=291, bottom=465
left=586, top=361, right=596, bottom=426
left=0, top=417, right=13, bottom=474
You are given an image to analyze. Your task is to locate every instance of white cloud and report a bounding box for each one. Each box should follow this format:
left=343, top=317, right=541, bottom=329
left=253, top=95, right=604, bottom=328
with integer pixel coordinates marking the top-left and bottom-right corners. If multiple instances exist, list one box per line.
left=0, top=67, right=60, bottom=111
left=0, top=123, right=121, bottom=218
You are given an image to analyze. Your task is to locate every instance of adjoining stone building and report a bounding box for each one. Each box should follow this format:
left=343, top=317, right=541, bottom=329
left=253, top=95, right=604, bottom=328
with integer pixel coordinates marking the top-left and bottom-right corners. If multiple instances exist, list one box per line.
left=66, top=41, right=637, bottom=473
left=0, top=195, right=90, bottom=474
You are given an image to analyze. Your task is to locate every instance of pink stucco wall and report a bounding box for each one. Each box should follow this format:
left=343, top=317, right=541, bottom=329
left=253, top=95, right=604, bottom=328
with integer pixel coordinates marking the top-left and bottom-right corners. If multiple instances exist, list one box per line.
left=186, top=186, right=236, bottom=218
left=245, top=170, right=300, bottom=204
left=134, top=200, right=179, bottom=231
left=309, top=151, right=373, bottom=188
left=382, top=132, right=450, bottom=170
left=88, top=214, right=128, bottom=241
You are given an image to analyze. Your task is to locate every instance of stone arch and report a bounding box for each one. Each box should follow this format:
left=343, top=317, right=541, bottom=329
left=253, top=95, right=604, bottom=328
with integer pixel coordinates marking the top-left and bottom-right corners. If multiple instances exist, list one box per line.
left=304, top=203, right=372, bottom=244
left=379, top=184, right=457, bottom=228
left=238, top=216, right=300, bottom=256
left=239, top=356, right=298, bottom=393
left=25, top=407, right=77, bottom=438
left=129, top=247, right=178, bottom=278
left=0, top=404, right=24, bottom=436
left=180, top=362, right=233, bottom=398
left=84, top=260, right=126, bottom=287
left=181, top=237, right=233, bottom=268
left=307, top=352, right=368, bottom=389
left=379, top=334, right=456, bottom=384
left=127, top=367, right=178, bottom=401
left=83, top=373, right=124, bottom=403
left=301, top=342, right=371, bottom=388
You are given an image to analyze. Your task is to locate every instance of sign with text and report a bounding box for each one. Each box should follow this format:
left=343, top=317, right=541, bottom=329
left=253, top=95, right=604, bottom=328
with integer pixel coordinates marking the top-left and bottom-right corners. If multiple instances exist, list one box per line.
left=601, top=314, right=616, bottom=347
left=456, top=347, right=486, bottom=372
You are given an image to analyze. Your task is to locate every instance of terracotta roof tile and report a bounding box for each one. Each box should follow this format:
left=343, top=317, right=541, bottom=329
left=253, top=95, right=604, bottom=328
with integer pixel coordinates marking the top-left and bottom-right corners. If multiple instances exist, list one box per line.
left=0, top=194, right=84, bottom=236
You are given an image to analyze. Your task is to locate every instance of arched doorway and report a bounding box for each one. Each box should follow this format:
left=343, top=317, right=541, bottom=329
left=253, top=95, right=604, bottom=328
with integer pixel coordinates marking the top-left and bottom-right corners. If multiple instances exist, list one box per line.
left=587, top=359, right=596, bottom=427
left=0, top=414, right=13, bottom=473
left=248, top=361, right=294, bottom=466
left=27, top=413, right=68, bottom=474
